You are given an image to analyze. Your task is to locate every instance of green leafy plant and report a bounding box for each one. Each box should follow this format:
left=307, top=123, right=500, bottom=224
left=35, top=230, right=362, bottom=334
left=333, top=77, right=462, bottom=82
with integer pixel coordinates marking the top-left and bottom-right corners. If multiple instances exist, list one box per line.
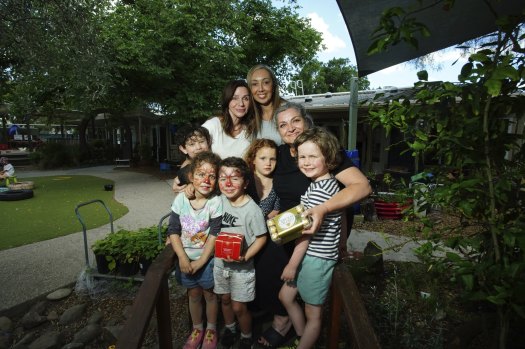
left=368, top=7, right=525, bottom=347
left=91, top=225, right=165, bottom=273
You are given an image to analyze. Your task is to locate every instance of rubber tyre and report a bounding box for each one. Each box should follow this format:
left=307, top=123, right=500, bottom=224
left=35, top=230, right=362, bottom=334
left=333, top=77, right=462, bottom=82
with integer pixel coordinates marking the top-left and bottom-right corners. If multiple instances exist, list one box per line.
left=0, top=189, right=34, bottom=201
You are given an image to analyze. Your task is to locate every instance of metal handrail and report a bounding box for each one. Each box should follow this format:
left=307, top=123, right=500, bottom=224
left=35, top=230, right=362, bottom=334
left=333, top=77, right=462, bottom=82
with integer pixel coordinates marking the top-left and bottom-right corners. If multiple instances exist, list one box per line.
left=75, top=199, right=114, bottom=267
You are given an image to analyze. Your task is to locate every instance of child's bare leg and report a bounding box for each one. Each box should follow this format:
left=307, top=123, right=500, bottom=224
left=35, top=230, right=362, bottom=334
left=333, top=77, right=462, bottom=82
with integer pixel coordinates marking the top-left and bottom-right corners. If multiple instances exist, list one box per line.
left=203, top=288, right=218, bottom=326
left=279, top=283, right=305, bottom=337
left=188, top=287, right=204, bottom=326
left=221, top=293, right=236, bottom=326
left=232, top=300, right=251, bottom=335
left=297, top=303, right=322, bottom=349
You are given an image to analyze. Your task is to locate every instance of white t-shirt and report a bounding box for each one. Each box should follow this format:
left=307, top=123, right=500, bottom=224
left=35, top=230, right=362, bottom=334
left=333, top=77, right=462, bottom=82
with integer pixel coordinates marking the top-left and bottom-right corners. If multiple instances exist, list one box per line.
left=258, top=119, right=282, bottom=145
left=3, top=163, right=14, bottom=177
left=202, top=117, right=251, bottom=159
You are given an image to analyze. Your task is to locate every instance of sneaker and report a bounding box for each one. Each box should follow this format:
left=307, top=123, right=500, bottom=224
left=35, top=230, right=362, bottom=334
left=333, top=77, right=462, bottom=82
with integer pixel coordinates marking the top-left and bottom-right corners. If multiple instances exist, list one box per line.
left=183, top=328, right=204, bottom=349
left=202, top=329, right=218, bottom=349
left=220, top=327, right=238, bottom=348
left=239, top=337, right=253, bottom=349
left=277, top=337, right=300, bottom=349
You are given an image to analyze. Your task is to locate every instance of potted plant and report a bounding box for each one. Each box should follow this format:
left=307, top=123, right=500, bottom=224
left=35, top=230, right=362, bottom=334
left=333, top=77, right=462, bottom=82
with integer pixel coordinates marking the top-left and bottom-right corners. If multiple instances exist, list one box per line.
left=91, top=238, right=116, bottom=274
left=136, top=226, right=164, bottom=275
left=370, top=173, right=412, bottom=220
left=111, top=230, right=141, bottom=276
left=91, top=226, right=166, bottom=277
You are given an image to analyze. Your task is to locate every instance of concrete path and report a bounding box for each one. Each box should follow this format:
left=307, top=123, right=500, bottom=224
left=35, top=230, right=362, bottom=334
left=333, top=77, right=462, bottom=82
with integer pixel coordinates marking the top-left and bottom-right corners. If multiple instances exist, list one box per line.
left=0, top=166, right=175, bottom=312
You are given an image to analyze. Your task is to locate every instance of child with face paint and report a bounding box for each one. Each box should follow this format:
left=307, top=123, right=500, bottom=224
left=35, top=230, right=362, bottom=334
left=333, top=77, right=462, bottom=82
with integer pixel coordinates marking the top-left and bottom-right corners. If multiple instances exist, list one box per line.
left=167, top=151, right=222, bottom=349
left=213, top=157, right=267, bottom=349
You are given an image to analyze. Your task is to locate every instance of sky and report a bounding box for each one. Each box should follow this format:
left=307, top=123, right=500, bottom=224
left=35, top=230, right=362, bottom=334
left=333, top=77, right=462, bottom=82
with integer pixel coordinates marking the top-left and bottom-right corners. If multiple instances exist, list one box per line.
left=281, top=0, right=469, bottom=90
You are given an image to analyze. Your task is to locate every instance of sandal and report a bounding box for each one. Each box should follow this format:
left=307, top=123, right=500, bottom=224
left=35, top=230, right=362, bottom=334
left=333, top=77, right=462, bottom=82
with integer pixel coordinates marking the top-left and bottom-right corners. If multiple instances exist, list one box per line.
left=257, top=326, right=294, bottom=348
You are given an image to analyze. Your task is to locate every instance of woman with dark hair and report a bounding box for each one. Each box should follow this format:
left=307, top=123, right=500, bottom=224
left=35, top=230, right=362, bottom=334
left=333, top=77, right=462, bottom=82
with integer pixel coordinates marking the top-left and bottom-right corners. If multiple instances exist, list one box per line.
left=247, top=64, right=284, bottom=145
left=202, top=79, right=257, bottom=159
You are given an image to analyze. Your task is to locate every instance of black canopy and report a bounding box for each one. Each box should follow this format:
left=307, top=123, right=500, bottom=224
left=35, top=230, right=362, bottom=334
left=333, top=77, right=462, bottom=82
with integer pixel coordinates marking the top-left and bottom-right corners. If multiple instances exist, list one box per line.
left=336, top=0, right=523, bottom=77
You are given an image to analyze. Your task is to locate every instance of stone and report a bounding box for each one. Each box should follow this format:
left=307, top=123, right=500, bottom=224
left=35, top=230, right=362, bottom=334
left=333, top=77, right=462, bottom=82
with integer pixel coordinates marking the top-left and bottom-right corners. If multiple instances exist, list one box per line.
left=0, top=317, right=12, bottom=331
left=72, top=324, right=101, bottom=345
left=87, top=311, right=102, bottom=325
left=0, top=316, right=13, bottom=349
left=363, top=240, right=384, bottom=274
left=102, top=325, right=123, bottom=343
left=28, top=331, right=61, bottom=349
left=29, top=301, right=47, bottom=315
left=46, top=289, right=72, bottom=301
left=47, top=311, right=59, bottom=321
left=61, top=343, right=83, bottom=349
left=13, top=332, right=35, bottom=346
left=59, top=304, right=87, bottom=326
left=20, top=311, right=46, bottom=330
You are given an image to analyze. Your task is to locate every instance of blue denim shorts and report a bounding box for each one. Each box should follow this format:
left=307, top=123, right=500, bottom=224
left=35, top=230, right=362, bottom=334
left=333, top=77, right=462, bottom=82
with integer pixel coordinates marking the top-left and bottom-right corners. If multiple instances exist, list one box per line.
left=176, top=257, right=215, bottom=290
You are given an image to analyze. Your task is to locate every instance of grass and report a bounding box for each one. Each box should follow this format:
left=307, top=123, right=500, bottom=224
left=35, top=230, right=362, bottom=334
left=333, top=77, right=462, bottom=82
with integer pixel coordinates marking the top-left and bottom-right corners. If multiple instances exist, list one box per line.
left=0, top=175, right=128, bottom=250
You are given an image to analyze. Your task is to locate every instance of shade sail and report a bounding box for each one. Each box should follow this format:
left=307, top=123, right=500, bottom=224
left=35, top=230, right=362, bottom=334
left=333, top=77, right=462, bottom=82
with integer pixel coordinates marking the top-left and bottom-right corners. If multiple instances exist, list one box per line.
left=336, top=0, right=524, bottom=77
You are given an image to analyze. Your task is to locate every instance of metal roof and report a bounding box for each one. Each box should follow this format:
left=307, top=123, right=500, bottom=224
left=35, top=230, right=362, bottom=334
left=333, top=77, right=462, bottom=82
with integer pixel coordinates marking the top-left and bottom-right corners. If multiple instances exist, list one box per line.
left=286, top=87, right=418, bottom=111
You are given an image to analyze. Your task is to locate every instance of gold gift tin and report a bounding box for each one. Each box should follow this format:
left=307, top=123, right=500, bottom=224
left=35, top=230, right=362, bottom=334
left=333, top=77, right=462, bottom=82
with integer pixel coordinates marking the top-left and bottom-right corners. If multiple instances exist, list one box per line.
left=267, top=204, right=312, bottom=245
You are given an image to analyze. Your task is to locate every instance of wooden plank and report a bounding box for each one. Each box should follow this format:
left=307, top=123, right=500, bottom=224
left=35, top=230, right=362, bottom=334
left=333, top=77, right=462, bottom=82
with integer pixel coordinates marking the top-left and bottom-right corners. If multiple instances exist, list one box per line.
left=116, top=246, right=177, bottom=349
left=329, top=263, right=381, bottom=349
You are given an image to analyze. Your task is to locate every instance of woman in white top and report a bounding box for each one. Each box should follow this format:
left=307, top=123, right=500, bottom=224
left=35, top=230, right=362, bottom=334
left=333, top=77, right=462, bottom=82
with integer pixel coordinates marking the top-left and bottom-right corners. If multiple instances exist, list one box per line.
left=247, top=64, right=285, bottom=145
left=202, top=79, right=257, bottom=159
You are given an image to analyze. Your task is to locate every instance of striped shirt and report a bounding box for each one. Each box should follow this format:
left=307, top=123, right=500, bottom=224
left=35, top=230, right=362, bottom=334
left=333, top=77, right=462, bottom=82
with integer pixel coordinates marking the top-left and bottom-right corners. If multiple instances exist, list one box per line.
left=300, top=177, right=342, bottom=260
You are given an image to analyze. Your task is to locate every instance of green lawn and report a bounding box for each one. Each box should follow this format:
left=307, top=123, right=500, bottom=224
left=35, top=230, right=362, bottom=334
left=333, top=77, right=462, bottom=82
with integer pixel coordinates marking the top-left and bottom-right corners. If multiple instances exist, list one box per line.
left=0, top=175, right=128, bottom=250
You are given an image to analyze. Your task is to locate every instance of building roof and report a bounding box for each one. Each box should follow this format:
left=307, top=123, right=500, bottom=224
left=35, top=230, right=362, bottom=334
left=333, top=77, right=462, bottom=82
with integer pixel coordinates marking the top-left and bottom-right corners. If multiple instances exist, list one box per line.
left=286, top=87, right=418, bottom=112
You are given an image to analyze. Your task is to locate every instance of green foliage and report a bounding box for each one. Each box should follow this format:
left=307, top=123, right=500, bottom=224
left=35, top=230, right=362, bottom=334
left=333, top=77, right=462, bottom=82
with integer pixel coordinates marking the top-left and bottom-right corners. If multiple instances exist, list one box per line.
left=2, top=0, right=323, bottom=124
left=291, top=58, right=370, bottom=94
left=38, top=143, right=79, bottom=169
left=355, top=262, right=454, bottom=349
left=368, top=5, right=431, bottom=56
left=91, top=225, right=165, bottom=269
left=0, top=175, right=128, bottom=250
left=368, top=5, right=525, bottom=347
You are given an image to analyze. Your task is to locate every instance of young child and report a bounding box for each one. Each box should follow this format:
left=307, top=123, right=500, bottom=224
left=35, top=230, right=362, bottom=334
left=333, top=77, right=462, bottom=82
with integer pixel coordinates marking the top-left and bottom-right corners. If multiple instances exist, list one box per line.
left=172, top=124, right=212, bottom=192
left=214, top=157, right=268, bottom=349
left=0, top=157, right=15, bottom=180
left=244, top=138, right=280, bottom=219
left=278, top=127, right=343, bottom=349
left=167, top=151, right=223, bottom=349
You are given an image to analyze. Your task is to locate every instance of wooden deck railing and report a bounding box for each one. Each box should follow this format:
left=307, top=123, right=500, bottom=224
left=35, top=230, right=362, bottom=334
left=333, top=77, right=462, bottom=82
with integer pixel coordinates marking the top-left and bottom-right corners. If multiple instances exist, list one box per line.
left=328, top=263, right=381, bottom=349
left=116, top=246, right=176, bottom=349
left=117, top=249, right=380, bottom=349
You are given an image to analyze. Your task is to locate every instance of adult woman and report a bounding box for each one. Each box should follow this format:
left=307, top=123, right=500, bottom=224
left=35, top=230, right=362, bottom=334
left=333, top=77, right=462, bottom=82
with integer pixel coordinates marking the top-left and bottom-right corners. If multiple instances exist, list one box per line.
left=247, top=64, right=284, bottom=145
left=172, top=80, right=257, bottom=192
left=202, top=79, right=257, bottom=159
left=255, top=102, right=371, bottom=347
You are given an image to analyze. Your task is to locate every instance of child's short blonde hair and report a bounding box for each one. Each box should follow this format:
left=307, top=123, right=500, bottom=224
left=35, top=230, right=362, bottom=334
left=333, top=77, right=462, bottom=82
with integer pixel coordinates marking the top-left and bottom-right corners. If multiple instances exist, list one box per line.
left=293, top=127, right=342, bottom=171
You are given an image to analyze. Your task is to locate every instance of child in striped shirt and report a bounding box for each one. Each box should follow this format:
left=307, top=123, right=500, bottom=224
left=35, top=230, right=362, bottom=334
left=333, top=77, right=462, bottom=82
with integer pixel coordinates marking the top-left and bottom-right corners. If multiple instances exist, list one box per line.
left=278, top=127, right=343, bottom=349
